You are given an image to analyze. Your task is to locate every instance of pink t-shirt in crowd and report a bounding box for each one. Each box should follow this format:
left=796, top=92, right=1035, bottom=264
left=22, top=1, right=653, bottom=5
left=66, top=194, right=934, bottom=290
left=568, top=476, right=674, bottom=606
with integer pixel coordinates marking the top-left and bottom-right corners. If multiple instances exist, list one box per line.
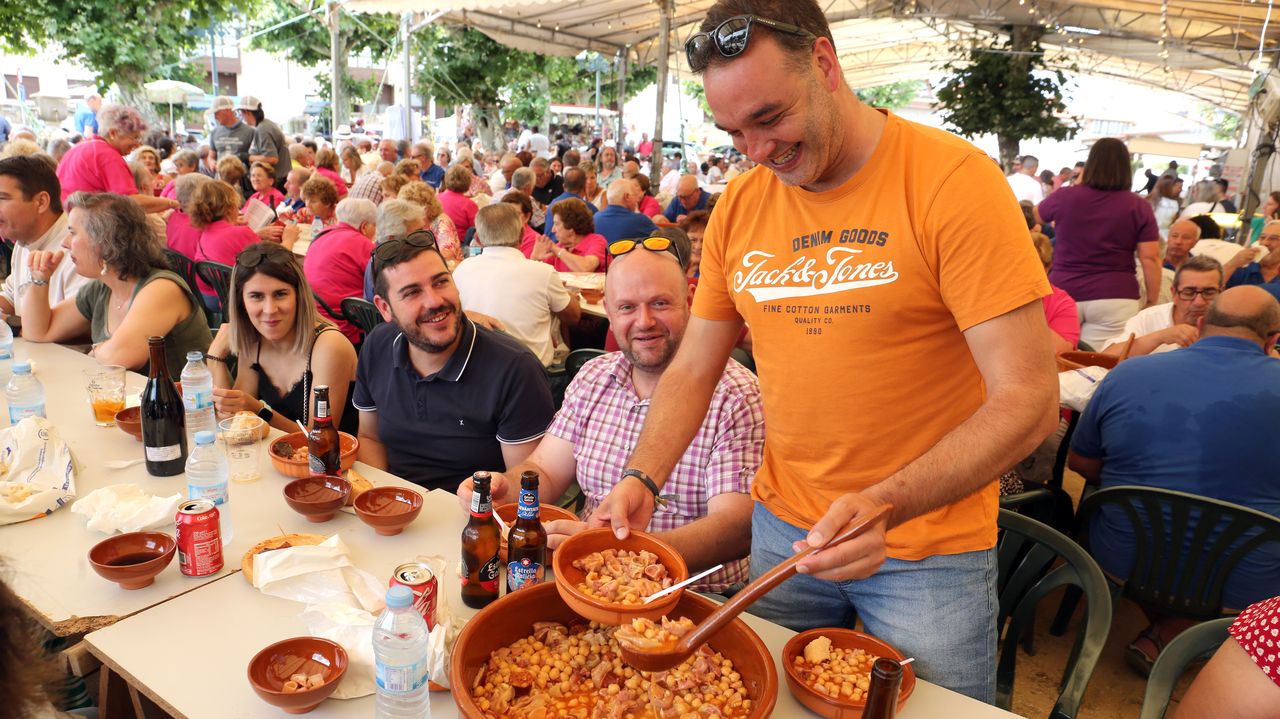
left=519, top=224, right=539, bottom=259
left=543, top=233, right=606, bottom=273
left=247, top=188, right=285, bottom=210
left=55, top=136, right=137, bottom=202
left=1042, top=284, right=1080, bottom=349
left=160, top=179, right=178, bottom=200
left=639, top=195, right=662, bottom=218
left=302, top=223, right=374, bottom=344
left=165, top=211, right=202, bottom=258
left=314, top=167, right=349, bottom=198
left=439, top=190, right=478, bottom=239
left=194, top=219, right=258, bottom=294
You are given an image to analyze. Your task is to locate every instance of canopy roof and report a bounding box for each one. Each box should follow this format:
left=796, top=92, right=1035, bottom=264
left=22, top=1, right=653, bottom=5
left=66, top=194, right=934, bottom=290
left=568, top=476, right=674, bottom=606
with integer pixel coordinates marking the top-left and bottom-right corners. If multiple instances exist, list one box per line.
left=343, top=0, right=1280, bottom=112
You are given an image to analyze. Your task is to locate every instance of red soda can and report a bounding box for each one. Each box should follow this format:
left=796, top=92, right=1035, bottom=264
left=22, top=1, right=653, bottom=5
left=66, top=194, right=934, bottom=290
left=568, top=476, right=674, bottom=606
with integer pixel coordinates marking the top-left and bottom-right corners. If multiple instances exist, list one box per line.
left=390, top=561, right=437, bottom=630
left=176, top=499, right=223, bottom=577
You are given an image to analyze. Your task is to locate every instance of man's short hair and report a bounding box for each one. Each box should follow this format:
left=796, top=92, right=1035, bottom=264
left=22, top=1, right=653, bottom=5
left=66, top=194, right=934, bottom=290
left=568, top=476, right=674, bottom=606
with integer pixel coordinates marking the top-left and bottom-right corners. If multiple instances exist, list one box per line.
left=695, top=0, right=832, bottom=73
left=0, top=155, right=63, bottom=214
left=563, top=149, right=581, bottom=167
left=511, top=167, right=536, bottom=192
left=1019, top=155, right=1039, bottom=172
left=563, top=166, right=587, bottom=194
left=1204, top=293, right=1280, bottom=341
left=1188, top=214, right=1221, bottom=240
left=372, top=230, right=445, bottom=300
left=474, top=203, right=523, bottom=248
left=606, top=178, right=634, bottom=206
left=1173, top=254, right=1224, bottom=288
left=1214, top=178, right=1230, bottom=193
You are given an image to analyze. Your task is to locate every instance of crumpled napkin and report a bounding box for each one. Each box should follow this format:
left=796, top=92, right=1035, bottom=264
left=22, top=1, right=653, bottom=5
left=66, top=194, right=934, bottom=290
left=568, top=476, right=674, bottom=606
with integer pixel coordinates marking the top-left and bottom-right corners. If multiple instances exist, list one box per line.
left=0, top=417, right=77, bottom=526
left=71, top=484, right=179, bottom=534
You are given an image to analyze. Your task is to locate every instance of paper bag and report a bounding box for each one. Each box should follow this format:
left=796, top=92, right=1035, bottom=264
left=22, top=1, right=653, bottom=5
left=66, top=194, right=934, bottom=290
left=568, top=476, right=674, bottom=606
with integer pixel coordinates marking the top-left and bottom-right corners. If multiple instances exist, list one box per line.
left=0, top=418, right=76, bottom=525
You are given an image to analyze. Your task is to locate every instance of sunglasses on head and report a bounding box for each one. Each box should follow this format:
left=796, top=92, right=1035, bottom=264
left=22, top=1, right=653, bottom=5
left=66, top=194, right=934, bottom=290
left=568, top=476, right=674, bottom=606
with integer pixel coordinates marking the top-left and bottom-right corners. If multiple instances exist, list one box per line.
left=237, top=244, right=291, bottom=269
left=685, top=15, right=815, bottom=72
left=371, top=229, right=438, bottom=276
left=608, top=236, right=683, bottom=267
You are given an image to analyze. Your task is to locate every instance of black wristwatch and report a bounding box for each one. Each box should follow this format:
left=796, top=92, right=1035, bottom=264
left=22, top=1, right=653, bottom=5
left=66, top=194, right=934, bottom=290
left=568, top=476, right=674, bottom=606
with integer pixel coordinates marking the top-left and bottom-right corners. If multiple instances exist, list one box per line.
left=621, top=468, right=669, bottom=510
left=257, top=402, right=275, bottom=423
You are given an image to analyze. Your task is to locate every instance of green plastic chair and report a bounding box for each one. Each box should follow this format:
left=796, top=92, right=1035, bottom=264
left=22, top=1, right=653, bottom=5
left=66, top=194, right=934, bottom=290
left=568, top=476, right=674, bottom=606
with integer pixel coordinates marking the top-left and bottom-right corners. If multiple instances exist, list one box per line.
left=564, top=348, right=606, bottom=383
left=1138, top=616, right=1232, bottom=719
left=340, top=297, right=384, bottom=336
left=194, top=260, right=233, bottom=323
left=996, top=509, right=1113, bottom=719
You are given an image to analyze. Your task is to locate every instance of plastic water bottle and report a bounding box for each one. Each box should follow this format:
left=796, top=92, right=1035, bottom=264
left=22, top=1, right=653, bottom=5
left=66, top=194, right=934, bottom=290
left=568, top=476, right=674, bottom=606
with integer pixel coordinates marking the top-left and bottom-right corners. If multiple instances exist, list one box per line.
left=373, top=585, right=431, bottom=719
left=311, top=216, right=324, bottom=236
left=0, top=320, right=13, bottom=387
left=180, top=352, right=216, bottom=447
left=185, top=431, right=232, bottom=545
left=5, top=361, right=45, bottom=425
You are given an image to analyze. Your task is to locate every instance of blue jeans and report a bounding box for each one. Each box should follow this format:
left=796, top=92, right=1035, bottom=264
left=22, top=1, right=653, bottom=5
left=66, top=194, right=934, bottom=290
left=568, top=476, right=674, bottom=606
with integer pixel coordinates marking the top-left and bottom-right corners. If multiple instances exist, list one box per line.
left=750, top=502, right=998, bottom=703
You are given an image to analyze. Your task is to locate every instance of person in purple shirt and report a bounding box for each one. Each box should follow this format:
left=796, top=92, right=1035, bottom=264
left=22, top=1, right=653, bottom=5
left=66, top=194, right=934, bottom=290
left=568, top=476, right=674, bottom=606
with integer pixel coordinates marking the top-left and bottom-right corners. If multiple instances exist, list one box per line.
left=663, top=174, right=711, bottom=223
left=1036, top=138, right=1161, bottom=349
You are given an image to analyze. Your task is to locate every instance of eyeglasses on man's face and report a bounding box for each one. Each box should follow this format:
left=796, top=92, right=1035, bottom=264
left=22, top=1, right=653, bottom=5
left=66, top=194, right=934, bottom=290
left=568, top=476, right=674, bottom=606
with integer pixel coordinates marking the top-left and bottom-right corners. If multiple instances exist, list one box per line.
left=1174, top=287, right=1220, bottom=301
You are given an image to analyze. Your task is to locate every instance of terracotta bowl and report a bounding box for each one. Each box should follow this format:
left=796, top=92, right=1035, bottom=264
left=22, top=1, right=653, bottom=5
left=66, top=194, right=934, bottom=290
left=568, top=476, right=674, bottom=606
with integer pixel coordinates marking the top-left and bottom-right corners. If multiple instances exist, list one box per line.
left=114, top=406, right=143, bottom=442
left=269, top=431, right=359, bottom=479
left=88, top=531, right=177, bottom=590
left=580, top=287, right=604, bottom=304
left=782, top=628, right=917, bottom=719
left=552, top=527, right=688, bottom=625
left=247, top=636, right=348, bottom=714
left=1056, top=351, right=1119, bottom=372
left=450, top=581, right=776, bottom=718
left=496, top=502, right=579, bottom=561
left=354, top=486, right=423, bottom=536
left=283, top=475, right=351, bottom=522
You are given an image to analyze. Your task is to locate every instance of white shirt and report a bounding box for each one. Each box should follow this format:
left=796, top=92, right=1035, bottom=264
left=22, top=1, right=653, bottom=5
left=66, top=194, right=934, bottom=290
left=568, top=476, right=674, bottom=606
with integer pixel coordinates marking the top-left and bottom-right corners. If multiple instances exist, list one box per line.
left=2, top=214, right=87, bottom=317
left=528, top=133, right=552, bottom=159
left=1103, top=302, right=1180, bottom=354
left=488, top=168, right=508, bottom=196
left=452, top=246, right=572, bottom=367
left=1006, top=172, right=1044, bottom=204
left=659, top=168, right=681, bottom=196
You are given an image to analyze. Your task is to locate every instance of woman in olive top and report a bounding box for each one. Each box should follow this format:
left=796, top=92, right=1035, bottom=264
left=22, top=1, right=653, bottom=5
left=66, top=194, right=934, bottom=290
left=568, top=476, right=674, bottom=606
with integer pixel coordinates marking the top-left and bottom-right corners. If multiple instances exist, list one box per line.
left=23, top=192, right=211, bottom=372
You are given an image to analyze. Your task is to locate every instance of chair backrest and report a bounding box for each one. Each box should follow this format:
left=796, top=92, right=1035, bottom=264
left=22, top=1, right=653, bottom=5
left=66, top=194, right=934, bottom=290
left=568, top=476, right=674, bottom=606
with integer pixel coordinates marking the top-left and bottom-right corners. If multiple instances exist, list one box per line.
left=163, top=249, right=202, bottom=300
left=729, top=346, right=756, bottom=374
left=1077, top=486, right=1280, bottom=620
left=1139, top=617, right=1233, bottom=719
left=996, top=509, right=1112, bottom=719
left=340, top=297, right=383, bottom=336
left=314, top=294, right=344, bottom=325
left=564, top=348, right=606, bottom=383
left=193, top=260, right=233, bottom=319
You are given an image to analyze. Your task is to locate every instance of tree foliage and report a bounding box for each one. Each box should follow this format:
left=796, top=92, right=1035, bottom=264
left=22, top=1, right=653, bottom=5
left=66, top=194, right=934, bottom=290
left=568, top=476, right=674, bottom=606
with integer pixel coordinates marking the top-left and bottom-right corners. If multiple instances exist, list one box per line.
left=934, top=28, right=1079, bottom=170
left=855, top=81, right=923, bottom=111
left=248, top=0, right=398, bottom=68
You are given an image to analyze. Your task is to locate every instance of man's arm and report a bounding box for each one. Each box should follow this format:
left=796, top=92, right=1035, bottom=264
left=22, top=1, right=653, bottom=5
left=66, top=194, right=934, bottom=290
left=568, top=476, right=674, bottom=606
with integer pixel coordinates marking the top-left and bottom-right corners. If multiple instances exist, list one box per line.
left=1067, top=451, right=1102, bottom=486
left=456, top=433, right=578, bottom=512
left=356, top=410, right=388, bottom=470
left=1102, top=325, right=1197, bottom=357
left=652, top=493, right=753, bottom=574
left=500, top=438, right=541, bottom=474
left=797, top=300, right=1060, bottom=580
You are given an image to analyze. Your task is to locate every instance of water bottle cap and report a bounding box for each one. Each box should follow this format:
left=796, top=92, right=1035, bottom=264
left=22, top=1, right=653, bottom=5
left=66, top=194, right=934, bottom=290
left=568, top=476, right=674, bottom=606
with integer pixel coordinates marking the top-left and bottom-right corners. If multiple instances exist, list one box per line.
left=386, top=584, right=413, bottom=608
left=186, top=351, right=203, bottom=361
left=11, top=361, right=30, bottom=373
left=194, top=430, right=216, bottom=445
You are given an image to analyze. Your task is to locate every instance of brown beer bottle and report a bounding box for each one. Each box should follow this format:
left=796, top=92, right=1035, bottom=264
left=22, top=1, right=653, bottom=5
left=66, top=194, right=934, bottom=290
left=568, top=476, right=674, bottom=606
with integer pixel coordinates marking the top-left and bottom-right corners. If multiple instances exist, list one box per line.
left=306, top=385, right=340, bottom=476
left=460, top=472, right=500, bottom=608
left=505, top=471, right=548, bottom=593
left=862, top=658, right=904, bottom=719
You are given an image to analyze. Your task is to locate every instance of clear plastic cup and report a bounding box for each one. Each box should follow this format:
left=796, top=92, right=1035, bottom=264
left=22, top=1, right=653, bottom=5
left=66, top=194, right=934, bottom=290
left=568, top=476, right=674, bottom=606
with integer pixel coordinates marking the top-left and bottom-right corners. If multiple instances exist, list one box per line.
left=218, top=415, right=266, bottom=483
left=84, top=365, right=126, bottom=427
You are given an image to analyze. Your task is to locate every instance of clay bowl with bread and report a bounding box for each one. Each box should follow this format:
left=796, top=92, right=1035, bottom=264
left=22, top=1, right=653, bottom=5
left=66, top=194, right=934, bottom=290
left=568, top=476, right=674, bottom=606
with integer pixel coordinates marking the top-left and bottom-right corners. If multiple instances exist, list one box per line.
left=268, top=432, right=359, bottom=479
left=242, top=534, right=327, bottom=585
left=451, top=580, right=777, bottom=718
left=552, top=527, right=688, bottom=625
left=114, top=407, right=143, bottom=441
left=496, top=501, right=578, bottom=562
left=353, top=486, right=423, bottom=535
left=247, top=636, right=347, bottom=714
left=88, top=531, right=177, bottom=589
left=282, top=475, right=350, bottom=522
left=782, top=628, right=915, bottom=719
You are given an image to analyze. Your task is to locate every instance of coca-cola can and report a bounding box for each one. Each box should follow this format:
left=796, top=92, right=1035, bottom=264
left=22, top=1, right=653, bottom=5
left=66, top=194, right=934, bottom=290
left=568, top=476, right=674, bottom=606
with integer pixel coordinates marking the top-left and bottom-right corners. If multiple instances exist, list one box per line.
left=390, top=561, right=437, bottom=630
left=176, top=499, right=223, bottom=577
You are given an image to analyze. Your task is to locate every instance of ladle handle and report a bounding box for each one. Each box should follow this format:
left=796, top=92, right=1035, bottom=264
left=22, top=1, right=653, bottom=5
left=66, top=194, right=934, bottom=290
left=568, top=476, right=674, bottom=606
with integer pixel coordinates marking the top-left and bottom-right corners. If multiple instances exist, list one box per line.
left=676, top=503, right=893, bottom=654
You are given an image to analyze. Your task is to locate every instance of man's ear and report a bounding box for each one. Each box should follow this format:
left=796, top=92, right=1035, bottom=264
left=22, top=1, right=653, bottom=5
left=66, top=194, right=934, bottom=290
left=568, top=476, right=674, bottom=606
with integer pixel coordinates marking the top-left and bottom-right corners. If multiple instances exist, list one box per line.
left=373, top=294, right=393, bottom=322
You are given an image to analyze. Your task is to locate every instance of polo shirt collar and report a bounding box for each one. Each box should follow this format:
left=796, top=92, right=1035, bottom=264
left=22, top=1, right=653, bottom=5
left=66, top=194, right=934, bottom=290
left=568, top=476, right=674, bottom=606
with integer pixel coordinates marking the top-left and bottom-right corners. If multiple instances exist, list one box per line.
left=1195, top=335, right=1269, bottom=355
left=391, top=316, right=478, bottom=382
left=481, top=246, right=524, bottom=260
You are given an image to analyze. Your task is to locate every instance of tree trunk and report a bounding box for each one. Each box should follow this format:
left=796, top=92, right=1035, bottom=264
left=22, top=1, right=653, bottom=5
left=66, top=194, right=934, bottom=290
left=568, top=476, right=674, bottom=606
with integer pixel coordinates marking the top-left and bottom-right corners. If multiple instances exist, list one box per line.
left=998, top=134, right=1021, bottom=174
left=998, top=26, right=1040, bottom=173
left=114, top=68, right=162, bottom=129
left=474, top=105, right=504, bottom=154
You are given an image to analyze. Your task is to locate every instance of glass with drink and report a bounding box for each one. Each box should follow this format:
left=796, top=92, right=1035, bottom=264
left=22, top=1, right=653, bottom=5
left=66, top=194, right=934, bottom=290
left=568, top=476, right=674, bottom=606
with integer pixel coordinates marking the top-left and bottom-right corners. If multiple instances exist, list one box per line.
left=84, top=365, right=126, bottom=426
left=218, top=415, right=266, bottom=483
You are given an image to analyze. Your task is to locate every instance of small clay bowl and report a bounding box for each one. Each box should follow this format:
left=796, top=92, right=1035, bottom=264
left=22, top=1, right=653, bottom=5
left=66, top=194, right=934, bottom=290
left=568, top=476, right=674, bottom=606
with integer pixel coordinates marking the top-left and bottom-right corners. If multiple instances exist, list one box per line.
left=247, top=636, right=348, bottom=714
left=580, top=287, right=604, bottom=304
left=268, top=431, right=360, bottom=479
left=782, top=628, right=916, bottom=719
left=353, top=486, right=423, bottom=536
left=496, top=502, right=579, bottom=562
left=552, top=527, right=688, bottom=625
left=88, top=531, right=177, bottom=590
left=283, top=475, right=351, bottom=522
left=114, top=406, right=143, bottom=441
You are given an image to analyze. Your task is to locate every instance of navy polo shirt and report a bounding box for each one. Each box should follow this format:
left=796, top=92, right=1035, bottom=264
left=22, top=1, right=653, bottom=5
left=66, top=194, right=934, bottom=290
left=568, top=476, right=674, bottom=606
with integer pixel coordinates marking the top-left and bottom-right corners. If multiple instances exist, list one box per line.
left=352, top=318, right=555, bottom=492
left=420, top=163, right=445, bottom=189
left=593, top=204, right=658, bottom=246
left=663, top=188, right=710, bottom=222
left=1226, top=262, right=1280, bottom=299
left=1072, top=335, right=1280, bottom=608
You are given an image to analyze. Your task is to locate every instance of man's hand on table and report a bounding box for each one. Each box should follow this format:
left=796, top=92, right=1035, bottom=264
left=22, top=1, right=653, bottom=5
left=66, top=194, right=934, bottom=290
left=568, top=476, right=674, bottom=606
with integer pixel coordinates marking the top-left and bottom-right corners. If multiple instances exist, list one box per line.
left=546, top=519, right=588, bottom=550
left=1158, top=324, right=1199, bottom=348
left=792, top=491, right=890, bottom=582
left=587, top=474, right=655, bottom=540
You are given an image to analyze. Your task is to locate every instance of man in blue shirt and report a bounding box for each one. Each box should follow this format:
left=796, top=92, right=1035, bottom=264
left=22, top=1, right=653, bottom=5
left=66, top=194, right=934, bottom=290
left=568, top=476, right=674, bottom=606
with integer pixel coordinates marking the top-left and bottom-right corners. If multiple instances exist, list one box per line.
left=74, top=94, right=101, bottom=136
left=593, top=178, right=657, bottom=248
left=1069, top=286, right=1280, bottom=674
left=410, top=140, right=445, bottom=189
left=0, top=115, right=10, bottom=143
left=544, top=166, right=598, bottom=244
left=663, top=174, right=710, bottom=223
left=1225, top=221, right=1279, bottom=297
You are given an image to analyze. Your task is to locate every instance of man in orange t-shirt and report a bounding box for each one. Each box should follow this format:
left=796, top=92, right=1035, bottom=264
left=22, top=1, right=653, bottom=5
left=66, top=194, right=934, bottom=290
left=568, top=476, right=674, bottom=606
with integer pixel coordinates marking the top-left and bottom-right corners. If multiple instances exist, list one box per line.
left=589, top=0, right=1059, bottom=703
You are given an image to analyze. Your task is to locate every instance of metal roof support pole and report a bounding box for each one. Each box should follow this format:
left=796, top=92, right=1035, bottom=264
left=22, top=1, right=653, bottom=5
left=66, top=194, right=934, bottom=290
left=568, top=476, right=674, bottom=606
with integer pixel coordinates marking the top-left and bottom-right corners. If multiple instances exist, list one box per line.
left=617, top=50, right=628, bottom=149
left=328, top=0, right=345, bottom=136
left=651, top=0, right=673, bottom=187
left=402, top=12, right=413, bottom=139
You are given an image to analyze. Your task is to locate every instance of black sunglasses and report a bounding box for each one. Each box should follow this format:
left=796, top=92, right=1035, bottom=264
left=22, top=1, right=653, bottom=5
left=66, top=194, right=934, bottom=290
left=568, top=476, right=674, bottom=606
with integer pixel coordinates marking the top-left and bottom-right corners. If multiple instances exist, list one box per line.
left=237, top=244, right=292, bottom=268
left=371, top=229, right=438, bottom=271
left=685, top=15, right=815, bottom=71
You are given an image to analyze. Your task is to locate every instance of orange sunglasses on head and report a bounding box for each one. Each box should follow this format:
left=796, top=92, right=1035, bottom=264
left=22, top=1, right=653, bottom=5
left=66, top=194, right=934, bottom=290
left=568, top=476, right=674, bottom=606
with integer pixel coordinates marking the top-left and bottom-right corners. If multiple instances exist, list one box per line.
left=607, top=237, right=683, bottom=266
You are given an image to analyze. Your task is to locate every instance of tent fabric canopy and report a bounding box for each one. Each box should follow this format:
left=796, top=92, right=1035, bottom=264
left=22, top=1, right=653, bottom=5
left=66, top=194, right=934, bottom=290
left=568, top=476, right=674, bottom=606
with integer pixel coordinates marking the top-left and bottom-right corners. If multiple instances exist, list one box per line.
left=342, top=0, right=1278, bottom=112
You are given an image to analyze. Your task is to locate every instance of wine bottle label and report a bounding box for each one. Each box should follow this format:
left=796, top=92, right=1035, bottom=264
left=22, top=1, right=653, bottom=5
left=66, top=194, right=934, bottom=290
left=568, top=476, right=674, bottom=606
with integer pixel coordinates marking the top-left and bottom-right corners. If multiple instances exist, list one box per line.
left=506, top=557, right=544, bottom=592
left=145, top=444, right=182, bottom=461
left=516, top=487, right=540, bottom=520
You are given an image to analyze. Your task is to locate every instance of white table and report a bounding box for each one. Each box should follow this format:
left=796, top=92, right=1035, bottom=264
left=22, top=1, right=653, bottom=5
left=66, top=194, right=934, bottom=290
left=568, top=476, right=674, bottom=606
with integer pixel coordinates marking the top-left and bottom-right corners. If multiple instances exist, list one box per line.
left=86, top=489, right=1018, bottom=719
left=558, top=272, right=607, bottom=319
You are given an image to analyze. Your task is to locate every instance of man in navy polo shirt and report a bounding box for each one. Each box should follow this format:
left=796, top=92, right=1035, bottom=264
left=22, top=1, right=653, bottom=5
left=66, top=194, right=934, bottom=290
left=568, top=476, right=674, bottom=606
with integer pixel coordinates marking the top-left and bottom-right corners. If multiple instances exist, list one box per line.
left=594, top=178, right=657, bottom=248
left=663, top=174, right=711, bottom=223
left=353, top=232, right=555, bottom=492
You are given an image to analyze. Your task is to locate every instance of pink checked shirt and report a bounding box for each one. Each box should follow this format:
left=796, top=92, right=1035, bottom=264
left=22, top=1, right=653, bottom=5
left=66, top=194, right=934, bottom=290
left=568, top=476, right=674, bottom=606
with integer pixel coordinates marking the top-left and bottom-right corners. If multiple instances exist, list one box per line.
left=548, top=352, right=764, bottom=592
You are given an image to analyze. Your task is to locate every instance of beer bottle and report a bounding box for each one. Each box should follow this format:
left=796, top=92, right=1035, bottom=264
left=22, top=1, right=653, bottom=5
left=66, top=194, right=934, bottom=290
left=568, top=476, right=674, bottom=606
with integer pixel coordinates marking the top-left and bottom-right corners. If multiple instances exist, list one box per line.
left=141, top=336, right=187, bottom=476
left=307, top=385, right=340, bottom=476
left=460, top=472, right=500, bottom=608
left=506, top=471, right=548, bottom=593
left=862, top=658, right=904, bottom=719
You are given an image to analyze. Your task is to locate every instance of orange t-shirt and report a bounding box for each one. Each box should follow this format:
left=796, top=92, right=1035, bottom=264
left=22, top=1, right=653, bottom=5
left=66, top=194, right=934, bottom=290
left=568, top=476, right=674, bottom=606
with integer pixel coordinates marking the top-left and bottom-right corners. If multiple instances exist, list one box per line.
left=692, top=111, right=1050, bottom=560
